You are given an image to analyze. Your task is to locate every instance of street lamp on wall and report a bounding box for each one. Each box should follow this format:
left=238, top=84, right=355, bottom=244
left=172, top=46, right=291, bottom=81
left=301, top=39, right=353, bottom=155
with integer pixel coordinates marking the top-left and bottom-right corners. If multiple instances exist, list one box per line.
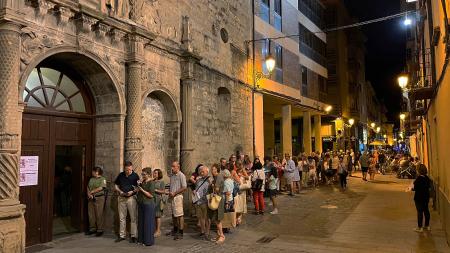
left=255, top=54, right=276, bottom=87
left=400, top=113, right=406, bottom=120
left=370, top=122, right=376, bottom=128
left=398, top=75, right=409, bottom=90
left=348, top=118, right=355, bottom=126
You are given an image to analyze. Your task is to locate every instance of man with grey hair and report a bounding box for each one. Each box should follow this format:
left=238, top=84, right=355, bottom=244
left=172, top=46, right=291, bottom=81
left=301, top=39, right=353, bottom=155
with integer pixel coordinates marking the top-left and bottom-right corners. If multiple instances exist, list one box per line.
left=166, top=161, right=187, bottom=240
left=193, top=166, right=210, bottom=239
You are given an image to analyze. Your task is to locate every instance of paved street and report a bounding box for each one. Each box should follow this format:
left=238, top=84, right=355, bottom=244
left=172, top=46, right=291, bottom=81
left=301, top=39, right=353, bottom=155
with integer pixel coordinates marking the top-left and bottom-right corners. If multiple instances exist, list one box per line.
left=28, top=173, right=449, bottom=253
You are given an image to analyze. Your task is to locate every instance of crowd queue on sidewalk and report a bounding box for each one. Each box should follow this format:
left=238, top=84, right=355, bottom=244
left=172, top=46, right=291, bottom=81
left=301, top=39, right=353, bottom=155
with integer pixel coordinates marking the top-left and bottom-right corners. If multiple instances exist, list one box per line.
left=84, top=148, right=431, bottom=246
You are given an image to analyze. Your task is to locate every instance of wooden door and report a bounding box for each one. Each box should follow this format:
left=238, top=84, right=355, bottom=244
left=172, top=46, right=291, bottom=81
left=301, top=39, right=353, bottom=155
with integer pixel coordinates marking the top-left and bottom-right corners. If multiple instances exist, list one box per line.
left=51, top=116, right=92, bottom=232
left=20, top=114, right=49, bottom=246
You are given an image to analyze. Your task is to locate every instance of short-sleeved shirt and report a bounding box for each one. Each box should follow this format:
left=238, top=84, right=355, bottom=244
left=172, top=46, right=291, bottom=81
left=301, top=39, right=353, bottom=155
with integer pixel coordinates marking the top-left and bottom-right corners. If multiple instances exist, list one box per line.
left=137, top=180, right=155, bottom=204
left=170, top=171, right=187, bottom=193
left=194, top=176, right=210, bottom=205
left=88, top=176, right=107, bottom=196
left=268, top=175, right=278, bottom=190
left=223, top=178, right=234, bottom=202
left=360, top=154, right=370, bottom=167
left=114, top=171, right=139, bottom=193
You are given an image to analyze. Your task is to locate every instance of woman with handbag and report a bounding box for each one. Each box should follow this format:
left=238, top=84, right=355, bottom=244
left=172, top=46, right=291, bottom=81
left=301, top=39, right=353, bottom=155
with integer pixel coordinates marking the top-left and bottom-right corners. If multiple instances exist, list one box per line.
left=251, top=161, right=266, bottom=214
left=234, top=162, right=249, bottom=225
left=207, top=164, right=225, bottom=244
left=152, top=169, right=165, bottom=237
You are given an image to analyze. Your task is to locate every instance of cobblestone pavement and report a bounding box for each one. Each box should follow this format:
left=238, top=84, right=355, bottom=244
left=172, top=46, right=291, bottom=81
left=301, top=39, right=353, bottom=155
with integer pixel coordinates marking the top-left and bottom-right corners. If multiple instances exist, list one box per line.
left=28, top=172, right=449, bottom=253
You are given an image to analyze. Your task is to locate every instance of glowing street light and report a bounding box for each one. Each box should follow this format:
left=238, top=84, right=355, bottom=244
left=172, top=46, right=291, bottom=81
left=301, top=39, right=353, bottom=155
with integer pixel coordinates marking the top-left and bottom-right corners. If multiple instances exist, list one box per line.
left=404, top=17, right=412, bottom=26
left=370, top=122, right=376, bottom=128
left=348, top=118, right=355, bottom=126
left=265, top=54, right=276, bottom=73
left=325, top=105, right=333, bottom=113
left=400, top=113, right=406, bottom=120
left=398, top=75, right=409, bottom=90
left=376, top=127, right=381, bottom=133
left=383, top=134, right=387, bottom=138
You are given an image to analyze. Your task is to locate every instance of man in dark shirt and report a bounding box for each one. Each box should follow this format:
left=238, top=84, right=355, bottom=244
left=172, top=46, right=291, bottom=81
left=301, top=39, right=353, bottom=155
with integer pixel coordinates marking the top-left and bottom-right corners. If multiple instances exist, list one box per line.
left=114, top=161, right=139, bottom=243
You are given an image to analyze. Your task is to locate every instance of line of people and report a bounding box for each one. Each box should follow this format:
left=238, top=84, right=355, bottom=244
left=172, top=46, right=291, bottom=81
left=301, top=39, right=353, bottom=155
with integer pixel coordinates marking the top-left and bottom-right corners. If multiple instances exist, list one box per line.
left=85, top=150, right=359, bottom=247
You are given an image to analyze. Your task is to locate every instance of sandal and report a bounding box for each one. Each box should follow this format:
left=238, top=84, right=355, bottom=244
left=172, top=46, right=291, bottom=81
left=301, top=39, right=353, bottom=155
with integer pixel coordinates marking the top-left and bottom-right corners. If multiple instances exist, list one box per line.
left=154, top=231, right=161, bottom=237
left=215, top=236, right=225, bottom=244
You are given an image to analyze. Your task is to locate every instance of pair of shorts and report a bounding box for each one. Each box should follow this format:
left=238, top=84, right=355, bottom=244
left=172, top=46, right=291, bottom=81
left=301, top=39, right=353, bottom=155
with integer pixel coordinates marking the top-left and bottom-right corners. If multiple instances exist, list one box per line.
left=170, top=195, right=184, bottom=217
left=361, top=167, right=369, bottom=173
left=268, top=189, right=278, bottom=197
left=195, top=203, right=208, bottom=219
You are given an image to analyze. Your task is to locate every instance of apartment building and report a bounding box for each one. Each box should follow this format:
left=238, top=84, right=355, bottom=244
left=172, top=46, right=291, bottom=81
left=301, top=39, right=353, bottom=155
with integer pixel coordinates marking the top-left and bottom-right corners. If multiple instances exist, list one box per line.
left=252, top=0, right=330, bottom=157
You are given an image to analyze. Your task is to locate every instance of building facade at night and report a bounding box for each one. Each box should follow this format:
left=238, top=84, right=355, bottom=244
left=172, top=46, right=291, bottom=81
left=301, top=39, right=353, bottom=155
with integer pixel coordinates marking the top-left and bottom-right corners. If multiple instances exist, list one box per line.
left=253, top=0, right=330, bottom=158
left=0, top=0, right=256, bottom=250
left=403, top=0, right=450, bottom=244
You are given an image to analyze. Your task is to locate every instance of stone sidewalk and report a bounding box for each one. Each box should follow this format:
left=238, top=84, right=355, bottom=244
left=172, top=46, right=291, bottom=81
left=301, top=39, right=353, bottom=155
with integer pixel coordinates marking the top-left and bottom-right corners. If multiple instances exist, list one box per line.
left=27, top=173, right=449, bottom=253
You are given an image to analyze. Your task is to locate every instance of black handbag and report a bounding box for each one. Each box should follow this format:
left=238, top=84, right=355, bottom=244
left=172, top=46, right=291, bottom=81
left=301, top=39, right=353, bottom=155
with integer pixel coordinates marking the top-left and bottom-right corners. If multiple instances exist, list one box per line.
left=251, top=170, right=264, bottom=191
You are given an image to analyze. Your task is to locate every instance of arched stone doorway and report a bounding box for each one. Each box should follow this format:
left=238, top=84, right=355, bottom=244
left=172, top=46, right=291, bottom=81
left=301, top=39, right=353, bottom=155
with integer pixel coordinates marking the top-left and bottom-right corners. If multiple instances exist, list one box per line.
left=141, top=89, right=180, bottom=180
left=19, top=51, right=124, bottom=246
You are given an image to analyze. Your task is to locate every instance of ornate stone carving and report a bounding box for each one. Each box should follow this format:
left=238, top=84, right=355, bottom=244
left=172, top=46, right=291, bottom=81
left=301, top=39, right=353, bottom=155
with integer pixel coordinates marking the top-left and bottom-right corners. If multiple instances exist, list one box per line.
left=92, top=22, right=110, bottom=39
left=0, top=153, right=19, bottom=200
left=20, top=29, right=64, bottom=72
left=74, top=12, right=98, bottom=34
left=108, top=28, right=126, bottom=44
left=56, top=6, right=73, bottom=27
left=0, top=133, right=19, bottom=153
left=181, top=16, right=193, bottom=53
left=129, top=0, right=145, bottom=21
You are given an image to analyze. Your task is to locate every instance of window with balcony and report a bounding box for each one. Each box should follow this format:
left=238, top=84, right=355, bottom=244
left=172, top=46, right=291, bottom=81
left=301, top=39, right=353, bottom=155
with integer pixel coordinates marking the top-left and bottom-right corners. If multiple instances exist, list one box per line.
left=301, top=66, right=308, bottom=96
left=274, top=0, right=282, bottom=31
left=299, top=23, right=327, bottom=66
left=298, top=0, right=325, bottom=29
left=259, top=0, right=270, bottom=24
left=274, top=43, right=283, bottom=83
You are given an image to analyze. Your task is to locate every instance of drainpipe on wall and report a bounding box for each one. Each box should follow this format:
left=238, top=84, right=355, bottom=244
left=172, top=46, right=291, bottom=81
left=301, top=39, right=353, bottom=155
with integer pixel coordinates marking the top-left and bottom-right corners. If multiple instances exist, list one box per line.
left=251, top=0, right=257, bottom=159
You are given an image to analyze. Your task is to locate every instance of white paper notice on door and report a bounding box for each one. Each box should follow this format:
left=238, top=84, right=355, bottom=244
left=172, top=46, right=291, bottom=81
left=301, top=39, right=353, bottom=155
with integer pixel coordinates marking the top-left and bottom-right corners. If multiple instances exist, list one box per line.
left=19, top=156, right=39, bottom=187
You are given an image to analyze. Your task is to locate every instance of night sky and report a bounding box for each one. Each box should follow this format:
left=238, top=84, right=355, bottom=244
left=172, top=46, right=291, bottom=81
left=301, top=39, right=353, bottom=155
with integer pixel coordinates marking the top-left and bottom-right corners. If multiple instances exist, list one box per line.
left=343, top=0, right=406, bottom=124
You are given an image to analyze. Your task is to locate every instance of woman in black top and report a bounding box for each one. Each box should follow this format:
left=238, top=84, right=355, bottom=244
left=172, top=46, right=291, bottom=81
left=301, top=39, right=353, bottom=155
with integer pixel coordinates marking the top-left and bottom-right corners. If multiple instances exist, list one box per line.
left=412, top=164, right=431, bottom=232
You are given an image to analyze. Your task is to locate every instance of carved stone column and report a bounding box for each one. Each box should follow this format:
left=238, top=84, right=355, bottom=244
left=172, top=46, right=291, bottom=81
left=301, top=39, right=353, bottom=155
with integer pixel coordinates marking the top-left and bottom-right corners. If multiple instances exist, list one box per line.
left=179, top=16, right=200, bottom=175
left=180, top=77, right=194, bottom=174
left=124, top=33, right=145, bottom=172
left=0, top=21, right=26, bottom=253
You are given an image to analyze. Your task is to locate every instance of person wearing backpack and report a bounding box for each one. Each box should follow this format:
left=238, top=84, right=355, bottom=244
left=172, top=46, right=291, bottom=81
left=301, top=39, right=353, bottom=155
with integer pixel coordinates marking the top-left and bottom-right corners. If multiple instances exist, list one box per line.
left=411, top=164, right=432, bottom=232
left=251, top=161, right=266, bottom=214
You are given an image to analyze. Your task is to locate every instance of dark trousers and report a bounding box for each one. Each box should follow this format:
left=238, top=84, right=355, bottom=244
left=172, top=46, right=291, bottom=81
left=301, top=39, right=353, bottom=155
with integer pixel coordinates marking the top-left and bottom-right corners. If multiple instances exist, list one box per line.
left=415, top=200, right=430, bottom=228
left=339, top=174, right=347, bottom=188
left=138, top=202, right=156, bottom=246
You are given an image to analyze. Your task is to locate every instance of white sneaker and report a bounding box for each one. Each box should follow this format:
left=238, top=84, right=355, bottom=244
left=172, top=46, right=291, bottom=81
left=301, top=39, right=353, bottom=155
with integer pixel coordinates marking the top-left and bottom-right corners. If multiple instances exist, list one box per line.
left=270, top=208, right=278, bottom=215
left=414, top=227, right=423, bottom=233
left=423, top=226, right=431, bottom=231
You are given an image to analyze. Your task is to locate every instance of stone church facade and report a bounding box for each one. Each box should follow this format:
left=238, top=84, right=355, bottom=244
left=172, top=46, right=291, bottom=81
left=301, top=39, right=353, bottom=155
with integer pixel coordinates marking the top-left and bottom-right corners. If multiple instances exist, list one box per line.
left=0, top=0, right=253, bottom=251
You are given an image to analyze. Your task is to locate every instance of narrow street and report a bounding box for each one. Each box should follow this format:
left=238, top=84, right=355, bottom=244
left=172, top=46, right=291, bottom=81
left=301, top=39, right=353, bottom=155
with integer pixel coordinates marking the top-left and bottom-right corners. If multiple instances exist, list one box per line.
left=28, top=173, right=449, bottom=253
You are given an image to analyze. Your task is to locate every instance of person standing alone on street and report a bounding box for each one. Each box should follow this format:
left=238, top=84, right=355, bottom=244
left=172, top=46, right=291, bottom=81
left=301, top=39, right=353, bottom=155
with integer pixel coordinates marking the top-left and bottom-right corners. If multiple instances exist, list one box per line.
left=166, top=161, right=187, bottom=240
left=114, top=161, right=139, bottom=243
left=411, top=164, right=432, bottom=232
